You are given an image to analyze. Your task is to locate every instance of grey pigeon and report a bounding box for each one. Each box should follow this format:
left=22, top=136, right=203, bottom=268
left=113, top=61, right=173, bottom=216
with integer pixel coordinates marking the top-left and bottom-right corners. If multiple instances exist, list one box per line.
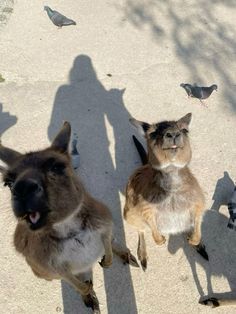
left=71, top=137, right=80, bottom=170
left=44, top=6, right=76, bottom=28
left=180, top=83, right=217, bottom=105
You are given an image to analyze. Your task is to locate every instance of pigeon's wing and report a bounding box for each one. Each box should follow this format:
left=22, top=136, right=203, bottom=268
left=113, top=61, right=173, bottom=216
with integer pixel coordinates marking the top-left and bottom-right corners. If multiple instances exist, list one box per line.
left=51, top=11, right=76, bottom=27
left=191, top=86, right=203, bottom=99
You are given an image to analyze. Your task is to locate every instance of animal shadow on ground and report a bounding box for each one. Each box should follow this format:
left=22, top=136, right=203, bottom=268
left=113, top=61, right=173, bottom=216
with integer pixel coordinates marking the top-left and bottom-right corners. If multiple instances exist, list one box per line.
left=0, top=102, right=17, bottom=136
left=168, top=171, right=236, bottom=303
left=48, top=55, right=138, bottom=314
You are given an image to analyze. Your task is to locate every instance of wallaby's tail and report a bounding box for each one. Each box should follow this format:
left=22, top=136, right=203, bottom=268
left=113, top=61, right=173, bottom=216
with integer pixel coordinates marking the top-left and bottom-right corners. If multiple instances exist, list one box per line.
left=132, top=135, right=148, bottom=165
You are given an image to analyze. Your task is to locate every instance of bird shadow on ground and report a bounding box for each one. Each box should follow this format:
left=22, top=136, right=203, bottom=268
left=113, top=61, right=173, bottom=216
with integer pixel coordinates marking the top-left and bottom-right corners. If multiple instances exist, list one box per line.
left=0, top=102, right=17, bottom=136
left=168, top=171, right=236, bottom=303
left=48, top=55, right=138, bottom=314
left=118, top=0, right=236, bottom=112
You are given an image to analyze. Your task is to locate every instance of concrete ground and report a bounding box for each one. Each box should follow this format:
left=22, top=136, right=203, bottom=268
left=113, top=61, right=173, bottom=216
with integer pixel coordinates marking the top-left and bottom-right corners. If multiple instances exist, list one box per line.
left=0, top=0, right=236, bottom=313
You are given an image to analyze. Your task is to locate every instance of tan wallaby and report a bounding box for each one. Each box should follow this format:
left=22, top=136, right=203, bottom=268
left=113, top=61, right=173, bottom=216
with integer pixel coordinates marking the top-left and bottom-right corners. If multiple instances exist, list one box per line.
left=124, top=113, right=208, bottom=270
left=0, top=122, right=138, bottom=313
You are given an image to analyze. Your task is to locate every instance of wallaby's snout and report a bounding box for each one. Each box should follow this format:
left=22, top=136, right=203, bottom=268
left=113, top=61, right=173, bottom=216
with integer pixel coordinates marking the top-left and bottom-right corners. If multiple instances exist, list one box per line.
left=11, top=170, right=49, bottom=230
left=13, top=177, right=43, bottom=199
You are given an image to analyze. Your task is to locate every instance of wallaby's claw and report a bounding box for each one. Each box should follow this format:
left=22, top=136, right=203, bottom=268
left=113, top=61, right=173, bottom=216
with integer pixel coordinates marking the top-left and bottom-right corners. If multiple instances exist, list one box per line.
left=122, top=252, right=139, bottom=268
left=140, top=258, right=147, bottom=271
left=195, top=243, right=209, bottom=261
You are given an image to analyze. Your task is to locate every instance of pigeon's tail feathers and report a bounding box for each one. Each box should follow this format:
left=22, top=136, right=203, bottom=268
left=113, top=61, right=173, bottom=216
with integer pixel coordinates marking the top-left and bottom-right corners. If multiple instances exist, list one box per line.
left=132, top=135, right=148, bottom=165
left=64, top=19, right=76, bottom=26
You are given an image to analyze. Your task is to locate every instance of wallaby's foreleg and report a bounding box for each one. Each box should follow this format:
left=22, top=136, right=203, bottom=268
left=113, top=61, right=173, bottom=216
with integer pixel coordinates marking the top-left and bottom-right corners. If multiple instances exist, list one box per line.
left=111, top=239, right=139, bottom=268
left=145, top=213, right=166, bottom=246
left=63, top=272, right=93, bottom=295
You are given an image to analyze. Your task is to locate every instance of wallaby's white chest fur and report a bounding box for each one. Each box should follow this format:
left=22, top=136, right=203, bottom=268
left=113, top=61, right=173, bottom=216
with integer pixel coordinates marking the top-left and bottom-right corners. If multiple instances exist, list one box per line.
left=53, top=208, right=104, bottom=274
left=156, top=193, right=194, bottom=234
left=155, top=169, right=194, bottom=235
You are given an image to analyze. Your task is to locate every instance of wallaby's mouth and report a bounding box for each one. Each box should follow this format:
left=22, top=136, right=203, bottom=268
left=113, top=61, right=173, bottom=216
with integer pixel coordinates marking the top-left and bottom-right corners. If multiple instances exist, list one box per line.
left=163, top=145, right=180, bottom=150
left=20, top=210, right=49, bottom=230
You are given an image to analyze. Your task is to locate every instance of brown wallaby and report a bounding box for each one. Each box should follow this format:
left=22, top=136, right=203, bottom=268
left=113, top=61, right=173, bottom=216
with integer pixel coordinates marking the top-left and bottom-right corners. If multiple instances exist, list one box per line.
left=0, top=122, right=138, bottom=313
left=124, top=113, right=208, bottom=270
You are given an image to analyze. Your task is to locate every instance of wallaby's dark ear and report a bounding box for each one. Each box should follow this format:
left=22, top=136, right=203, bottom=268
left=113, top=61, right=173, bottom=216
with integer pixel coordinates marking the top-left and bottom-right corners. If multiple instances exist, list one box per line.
left=0, top=142, right=22, bottom=167
left=129, top=118, right=150, bottom=137
left=177, top=113, right=192, bottom=130
left=51, top=121, right=71, bottom=153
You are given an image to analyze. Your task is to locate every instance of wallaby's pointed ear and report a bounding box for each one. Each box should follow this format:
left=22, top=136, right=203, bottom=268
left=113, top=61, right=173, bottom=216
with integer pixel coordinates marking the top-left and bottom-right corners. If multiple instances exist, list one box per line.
left=0, top=142, right=22, bottom=167
left=129, top=118, right=150, bottom=137
left=177, top=113, right=192, bottom=130
left=51, top=121, right=71, bottom=153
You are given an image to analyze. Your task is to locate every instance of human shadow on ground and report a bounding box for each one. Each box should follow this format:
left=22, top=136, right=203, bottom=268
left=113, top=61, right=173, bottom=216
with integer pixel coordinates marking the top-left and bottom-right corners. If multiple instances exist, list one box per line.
left=168, top=171, right=236, bottom=302
left=119, top=0, right=236, bottom=111
left=0, top=102, right=17, bottom=136
left=48, top=55, right=138, bottom=314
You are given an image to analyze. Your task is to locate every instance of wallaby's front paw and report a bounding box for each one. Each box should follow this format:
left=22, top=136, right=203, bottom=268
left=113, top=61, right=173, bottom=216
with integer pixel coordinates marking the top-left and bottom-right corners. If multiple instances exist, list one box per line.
left=188, top=235, right=200, bottom=246
left=154, top=235, right=166, bottom=246
left=199, top=297, right=220, bottom=308
left=99, top=255, right=112, bottom=268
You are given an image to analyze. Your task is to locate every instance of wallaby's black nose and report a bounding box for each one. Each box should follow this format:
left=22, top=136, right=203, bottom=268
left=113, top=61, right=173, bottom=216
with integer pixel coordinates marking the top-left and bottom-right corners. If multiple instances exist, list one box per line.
left=13, top=179, right=43, bottom=198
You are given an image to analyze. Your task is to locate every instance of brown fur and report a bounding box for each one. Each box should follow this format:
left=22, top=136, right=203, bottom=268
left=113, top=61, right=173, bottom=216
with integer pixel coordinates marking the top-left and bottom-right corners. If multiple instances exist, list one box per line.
left=0, top=122, right=138, bottom=313
left=124, top=113, right=207, bottom=269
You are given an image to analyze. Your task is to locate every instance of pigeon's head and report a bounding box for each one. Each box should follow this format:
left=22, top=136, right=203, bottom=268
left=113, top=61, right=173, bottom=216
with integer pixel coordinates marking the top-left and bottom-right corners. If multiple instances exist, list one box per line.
left=130, top=113, right=192, bottom=170
left=211, top=84, right=218, bottom=91
left=44, top=6, right=50, bottom=12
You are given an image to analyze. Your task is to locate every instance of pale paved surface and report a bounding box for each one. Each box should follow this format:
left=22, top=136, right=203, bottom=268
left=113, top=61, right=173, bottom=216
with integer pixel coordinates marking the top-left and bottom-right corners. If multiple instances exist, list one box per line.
left=0, top=1, right=236, bottom=314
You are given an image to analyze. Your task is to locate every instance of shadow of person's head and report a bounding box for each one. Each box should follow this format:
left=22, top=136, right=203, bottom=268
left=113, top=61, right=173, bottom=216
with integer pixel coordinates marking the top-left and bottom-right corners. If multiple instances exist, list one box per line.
left=69, top=55, right=98, bottom=84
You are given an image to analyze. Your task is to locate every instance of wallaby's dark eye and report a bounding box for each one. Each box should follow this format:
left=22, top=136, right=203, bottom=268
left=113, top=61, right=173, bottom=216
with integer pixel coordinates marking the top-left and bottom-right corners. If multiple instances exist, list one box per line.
left=166, top=133, right=172, bottom=138
left=50, top=163, right=65, bottom=174
left=176, top=133, right=181, bottom=138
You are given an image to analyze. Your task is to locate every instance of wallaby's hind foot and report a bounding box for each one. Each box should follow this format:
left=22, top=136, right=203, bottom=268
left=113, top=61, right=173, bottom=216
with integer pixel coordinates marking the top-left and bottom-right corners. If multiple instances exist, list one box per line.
left=195, top=243, right=209, bottom=261
left=82, top=289, right=100, bottom=313
left=137, top=231, right=147, bottom=271
left=112, top=240, right=139, bottom=268
left=199, top=297, right=236, bottom=308
left=199, top=297, right=220, bottom=308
